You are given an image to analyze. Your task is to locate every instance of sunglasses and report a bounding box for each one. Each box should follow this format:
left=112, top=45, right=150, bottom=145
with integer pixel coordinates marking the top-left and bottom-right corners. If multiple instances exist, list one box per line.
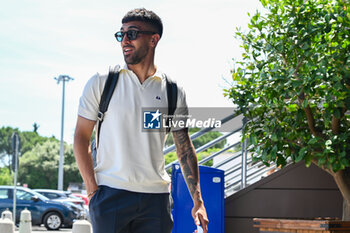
left=114, top=30, right=157, bottom=42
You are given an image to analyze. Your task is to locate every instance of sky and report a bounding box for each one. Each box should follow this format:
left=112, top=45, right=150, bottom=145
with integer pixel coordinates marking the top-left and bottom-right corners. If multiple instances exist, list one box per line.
left=0, top=0, right=264, bottom=144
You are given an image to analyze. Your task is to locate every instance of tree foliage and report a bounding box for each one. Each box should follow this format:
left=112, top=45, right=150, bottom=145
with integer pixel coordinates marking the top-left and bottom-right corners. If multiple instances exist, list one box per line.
left=225, top=0, right=350, bottom=172
left=0, top=126, right=81, bottom=190
left=225, top=0, right=350, bottom=219
left=0, top=127, right=17, bottom=168
left=0, top=126, right=52, bottom=168
left=18, top=140, right=82, bottom=189
left=0, top=167, right=13, bottom=185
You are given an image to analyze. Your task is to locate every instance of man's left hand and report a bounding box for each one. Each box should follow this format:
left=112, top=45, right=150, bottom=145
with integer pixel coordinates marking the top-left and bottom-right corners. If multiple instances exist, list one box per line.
left=192, top=202, right=209, bottom=233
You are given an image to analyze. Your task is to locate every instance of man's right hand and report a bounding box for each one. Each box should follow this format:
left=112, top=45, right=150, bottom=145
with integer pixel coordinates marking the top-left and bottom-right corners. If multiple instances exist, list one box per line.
left=87, top=187, right=99, bottom=200
left=74, top=116, right=98, bottom=201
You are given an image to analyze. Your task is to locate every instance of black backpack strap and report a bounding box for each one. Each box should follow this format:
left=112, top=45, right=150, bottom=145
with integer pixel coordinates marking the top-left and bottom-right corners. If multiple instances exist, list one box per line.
left=165, top=74, right=178, bottom=133
left=96, top=69, right=120, bottom=146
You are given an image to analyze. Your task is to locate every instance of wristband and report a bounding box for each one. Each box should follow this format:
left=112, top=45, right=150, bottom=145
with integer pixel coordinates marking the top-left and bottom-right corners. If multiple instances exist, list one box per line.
left=88, top=189, right=98, bottom=198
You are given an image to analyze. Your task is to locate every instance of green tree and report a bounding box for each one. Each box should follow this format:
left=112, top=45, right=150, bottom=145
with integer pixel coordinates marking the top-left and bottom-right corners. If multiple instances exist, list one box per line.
left=33, top=122, right=40, bottom=134
left=21, top=131, right=51, bottom=155
left=0, top=167, right=13, bottom=185
left=0, top=126, right=50, bottom=169
left=18, top=140, right=82, bottom=189
left=165, top=152, right=178, bottom=165
left=0, top=127, right=18, bottom=169
left=225, top=0, right=350, bottom=219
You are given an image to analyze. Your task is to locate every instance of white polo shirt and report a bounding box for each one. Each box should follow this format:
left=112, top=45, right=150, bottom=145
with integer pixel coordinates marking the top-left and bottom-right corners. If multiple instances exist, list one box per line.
left=78, top=65, right=188, bottom=193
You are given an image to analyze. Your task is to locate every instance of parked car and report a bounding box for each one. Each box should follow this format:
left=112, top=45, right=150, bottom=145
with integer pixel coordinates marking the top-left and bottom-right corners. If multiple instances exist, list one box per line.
left=0, top=186, right=83, bottom=230
left=33, top=189, right=84, bottom=206
left=34, top=189, right=88, bottom=219
left=71, top=193, right=89, bottom=206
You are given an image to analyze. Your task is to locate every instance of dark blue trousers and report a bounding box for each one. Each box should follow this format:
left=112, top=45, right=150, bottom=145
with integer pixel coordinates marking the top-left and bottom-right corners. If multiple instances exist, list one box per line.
left=89, top=185, right=173, bottom=233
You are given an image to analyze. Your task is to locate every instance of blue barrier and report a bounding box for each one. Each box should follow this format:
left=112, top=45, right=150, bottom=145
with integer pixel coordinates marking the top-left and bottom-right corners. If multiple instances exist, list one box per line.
left=171, top=164, right=225, bottom=233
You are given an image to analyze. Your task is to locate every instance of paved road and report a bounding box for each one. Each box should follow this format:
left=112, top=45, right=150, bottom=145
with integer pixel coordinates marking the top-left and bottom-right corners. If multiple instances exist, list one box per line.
left=15, top=226, right=72, bottom=233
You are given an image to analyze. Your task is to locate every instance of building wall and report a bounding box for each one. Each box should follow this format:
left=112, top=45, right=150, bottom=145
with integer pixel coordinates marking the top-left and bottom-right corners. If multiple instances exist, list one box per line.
left=224, top=162, right=343, bottom=233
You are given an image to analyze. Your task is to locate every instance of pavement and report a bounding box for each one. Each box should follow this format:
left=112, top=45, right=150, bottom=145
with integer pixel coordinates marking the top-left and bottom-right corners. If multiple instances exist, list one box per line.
left=15, top=226, right=72, bottom=233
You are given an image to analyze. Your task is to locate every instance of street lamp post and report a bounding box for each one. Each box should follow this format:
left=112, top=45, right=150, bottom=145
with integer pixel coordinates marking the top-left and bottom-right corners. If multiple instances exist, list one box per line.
left=54, top=75, right=74, bottom=190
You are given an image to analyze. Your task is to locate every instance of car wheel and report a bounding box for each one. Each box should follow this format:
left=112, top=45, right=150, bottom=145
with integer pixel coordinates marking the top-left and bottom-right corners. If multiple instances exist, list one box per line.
left=44, top=212, right=62, bottom=230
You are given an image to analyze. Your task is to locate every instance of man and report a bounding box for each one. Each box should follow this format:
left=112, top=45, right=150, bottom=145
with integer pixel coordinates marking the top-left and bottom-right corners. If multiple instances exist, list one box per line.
left=74, top=8, right=209, bottom=233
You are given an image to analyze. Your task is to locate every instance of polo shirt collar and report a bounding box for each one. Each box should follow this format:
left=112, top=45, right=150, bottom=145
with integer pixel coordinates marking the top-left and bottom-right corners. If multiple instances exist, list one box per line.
left=121, top=64, right=164, bottom=81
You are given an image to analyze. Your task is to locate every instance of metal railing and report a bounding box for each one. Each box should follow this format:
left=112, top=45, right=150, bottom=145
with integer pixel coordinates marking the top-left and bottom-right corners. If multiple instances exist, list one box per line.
left=163, top=112, right=278, bottom=198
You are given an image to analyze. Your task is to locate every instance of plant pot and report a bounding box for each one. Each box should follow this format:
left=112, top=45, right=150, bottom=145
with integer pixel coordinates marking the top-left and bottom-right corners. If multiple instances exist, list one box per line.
left=253, top=218, right=350, bottom=232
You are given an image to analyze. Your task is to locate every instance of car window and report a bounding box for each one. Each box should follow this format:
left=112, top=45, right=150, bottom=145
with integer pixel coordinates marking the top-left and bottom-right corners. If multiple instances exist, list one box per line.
left=46, top=193, right=60, bottom=199
left=16, top=189, right=34, bottom=201
left=0, top=189, right=9, bottom=199
left=31, top=191, right=49, bottom=201
left=39, top=192, right=49, bottom=198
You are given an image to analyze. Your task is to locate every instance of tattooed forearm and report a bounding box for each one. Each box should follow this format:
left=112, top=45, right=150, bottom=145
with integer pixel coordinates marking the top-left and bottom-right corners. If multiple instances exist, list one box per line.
left=173, top=129, right=203, bottom=203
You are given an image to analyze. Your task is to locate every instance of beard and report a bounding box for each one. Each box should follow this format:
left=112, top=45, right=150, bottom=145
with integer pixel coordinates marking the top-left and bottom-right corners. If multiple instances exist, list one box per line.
left=124, top=44, right=149, bottom=65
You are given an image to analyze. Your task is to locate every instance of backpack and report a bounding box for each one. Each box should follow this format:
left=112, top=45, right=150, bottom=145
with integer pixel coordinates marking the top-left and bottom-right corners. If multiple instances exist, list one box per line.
left=91, top=67, right=178, bottom=167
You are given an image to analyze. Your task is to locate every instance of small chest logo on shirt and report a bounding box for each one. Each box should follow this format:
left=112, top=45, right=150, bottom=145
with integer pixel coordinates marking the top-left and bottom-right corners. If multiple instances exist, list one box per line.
left=155, top=96, right=161, bottom=101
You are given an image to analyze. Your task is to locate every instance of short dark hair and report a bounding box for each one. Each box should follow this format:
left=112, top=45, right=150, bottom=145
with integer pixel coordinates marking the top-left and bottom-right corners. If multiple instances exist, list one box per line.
left=122, top=8, right=163, bottom=38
